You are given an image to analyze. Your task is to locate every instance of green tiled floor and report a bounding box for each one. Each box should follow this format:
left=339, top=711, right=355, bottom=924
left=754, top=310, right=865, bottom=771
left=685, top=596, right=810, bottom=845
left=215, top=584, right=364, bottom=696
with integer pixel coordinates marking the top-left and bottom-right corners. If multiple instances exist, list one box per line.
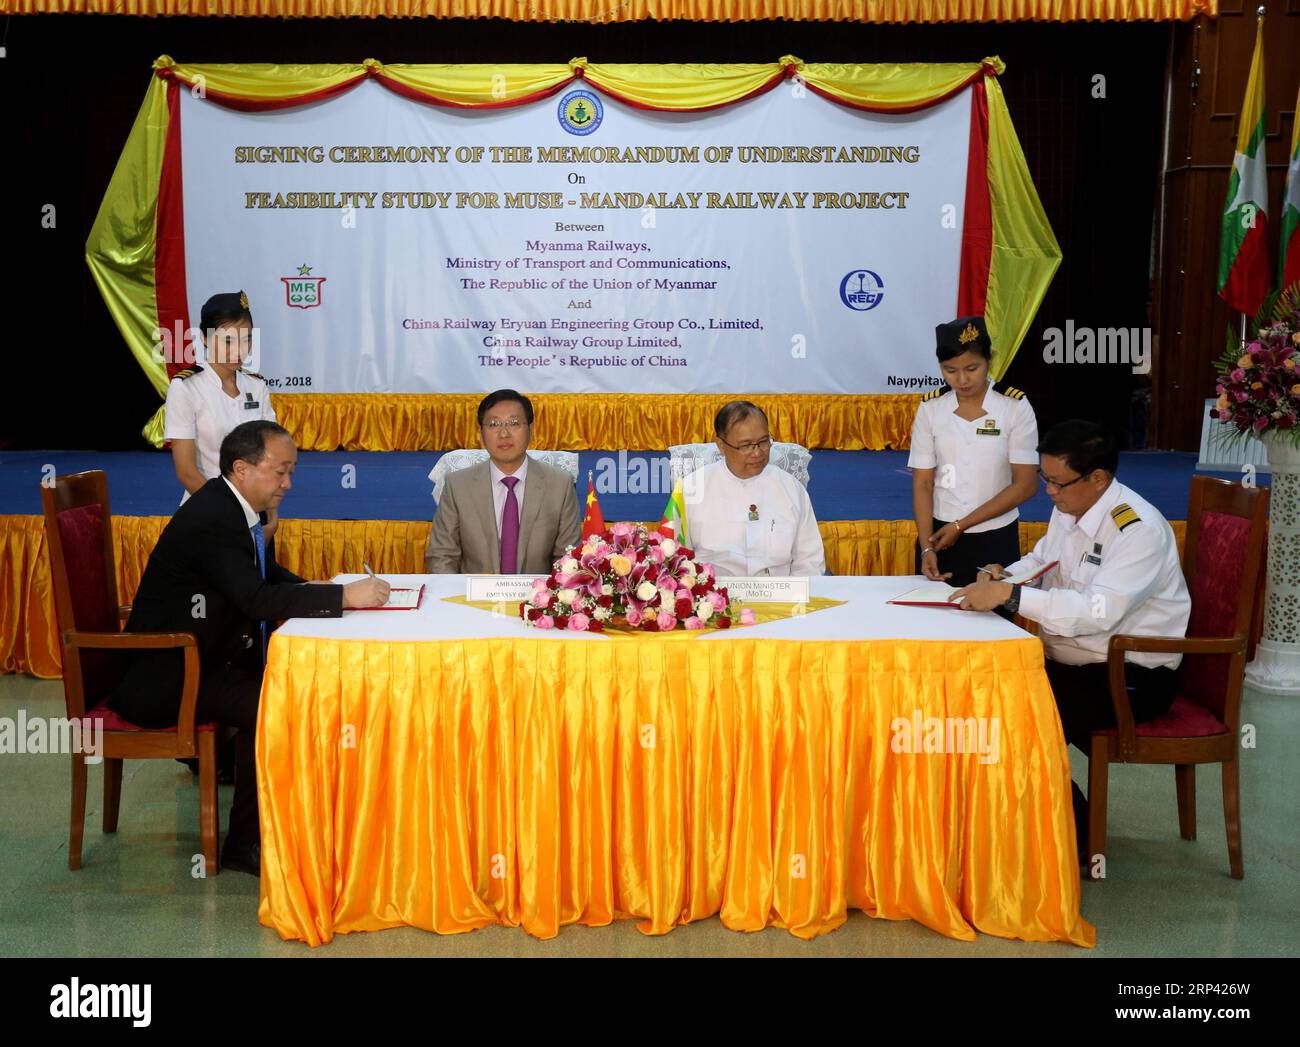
left=1, top=674, right=1296, bottom=957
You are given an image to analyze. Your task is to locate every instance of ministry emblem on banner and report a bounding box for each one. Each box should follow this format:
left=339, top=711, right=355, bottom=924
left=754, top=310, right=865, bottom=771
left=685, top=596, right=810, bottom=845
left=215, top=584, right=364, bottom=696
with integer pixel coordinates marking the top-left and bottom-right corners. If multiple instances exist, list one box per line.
left=558, top=90, right=603, bottom=137
left=280, top=264, right=327, bottom=309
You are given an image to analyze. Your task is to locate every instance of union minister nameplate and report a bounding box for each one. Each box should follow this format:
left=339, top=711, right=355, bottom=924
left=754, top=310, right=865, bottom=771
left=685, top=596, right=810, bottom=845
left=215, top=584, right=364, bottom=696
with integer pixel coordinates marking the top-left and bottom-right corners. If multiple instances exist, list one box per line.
left=716, top=577, right=811, bottom=603
left=466, top=576, right=539, bottom=603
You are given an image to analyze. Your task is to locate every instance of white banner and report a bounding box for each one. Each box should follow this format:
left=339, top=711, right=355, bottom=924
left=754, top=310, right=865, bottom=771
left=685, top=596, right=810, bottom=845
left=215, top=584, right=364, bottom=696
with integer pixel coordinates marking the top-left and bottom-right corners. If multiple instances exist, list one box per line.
left=180, top=80, right=971, bottom=395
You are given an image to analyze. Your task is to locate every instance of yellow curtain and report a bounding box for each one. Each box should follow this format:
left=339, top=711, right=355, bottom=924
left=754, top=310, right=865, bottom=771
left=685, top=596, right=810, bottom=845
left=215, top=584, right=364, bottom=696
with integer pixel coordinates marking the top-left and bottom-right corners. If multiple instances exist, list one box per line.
left=0, top=0, right=1219, bottom=21
left=257, top=630, right=1094, bottom=945
left=274, top=392, right=921, bottom=451
left=87, top=56, right=1058, bottom=450
left=1, top=513, right=1186, bottom=680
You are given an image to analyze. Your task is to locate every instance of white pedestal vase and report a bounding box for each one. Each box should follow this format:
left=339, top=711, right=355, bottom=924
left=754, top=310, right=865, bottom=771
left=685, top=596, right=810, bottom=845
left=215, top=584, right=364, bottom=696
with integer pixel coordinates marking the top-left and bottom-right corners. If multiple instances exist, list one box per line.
left=1245, top=433, right=1300, bottom=696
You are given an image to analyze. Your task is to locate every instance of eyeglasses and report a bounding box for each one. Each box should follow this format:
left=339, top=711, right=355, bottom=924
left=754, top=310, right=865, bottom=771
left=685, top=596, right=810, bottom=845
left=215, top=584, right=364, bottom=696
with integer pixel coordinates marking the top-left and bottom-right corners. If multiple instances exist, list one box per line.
left=719, top=436, right=772, bottom=455
left=483, top=418, right=527, bottom=431
left=1039, top=470, right=1087, bottom=492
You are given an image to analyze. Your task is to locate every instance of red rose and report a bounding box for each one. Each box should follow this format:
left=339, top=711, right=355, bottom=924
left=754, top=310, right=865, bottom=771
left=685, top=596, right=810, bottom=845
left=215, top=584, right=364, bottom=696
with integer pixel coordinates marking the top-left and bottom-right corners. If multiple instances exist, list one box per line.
left=587, top=620, right=604, bottom=632
left=715, top=615, right=732, bottom=629
left=527, top=608, right=542, bottom=622
left=597, top=595, right=613, bottom=609
left=645, top=565, right=659, bottom=581
left=518, top=601, right=528, bottom=618
left=641, top=618, right=659, bottom=631
left=547, top=579, right=560, bottom=591
left=1278, top=415, right=1295, bottom=429
left=675, top=595, right=694, bottom=617
left=554, top=615, right=570, bottom=630
left=691, top=583, right=707, bottom=597
left=636, top=549, right=648, bottom=562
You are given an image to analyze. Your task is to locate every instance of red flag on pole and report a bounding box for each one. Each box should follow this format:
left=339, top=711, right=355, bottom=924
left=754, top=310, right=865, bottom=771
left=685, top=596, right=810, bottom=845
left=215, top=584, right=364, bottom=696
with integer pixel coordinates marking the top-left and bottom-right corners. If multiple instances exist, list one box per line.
left=580, top=471, right=606, bottom=540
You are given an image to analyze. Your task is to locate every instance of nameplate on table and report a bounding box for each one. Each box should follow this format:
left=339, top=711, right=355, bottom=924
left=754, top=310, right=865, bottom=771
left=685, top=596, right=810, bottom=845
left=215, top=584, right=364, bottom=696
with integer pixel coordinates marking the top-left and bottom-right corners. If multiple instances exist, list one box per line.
left=466, top=576, right=539, bottom=603
left=716, top=576, right=811, bottom=604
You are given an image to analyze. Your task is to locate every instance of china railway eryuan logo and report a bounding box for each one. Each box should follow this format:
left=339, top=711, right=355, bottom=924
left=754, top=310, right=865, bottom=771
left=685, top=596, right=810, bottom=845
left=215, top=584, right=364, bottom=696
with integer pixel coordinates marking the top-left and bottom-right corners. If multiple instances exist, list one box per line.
left=281, top=263, right=326, bottom=310
left=840, top=269, right=885, bottom=312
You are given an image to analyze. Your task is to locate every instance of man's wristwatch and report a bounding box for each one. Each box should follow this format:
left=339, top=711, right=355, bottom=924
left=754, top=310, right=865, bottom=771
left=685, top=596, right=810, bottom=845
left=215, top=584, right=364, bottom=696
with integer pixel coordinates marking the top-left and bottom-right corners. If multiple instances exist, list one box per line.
left=1001, top=583, right=1022, bottom=614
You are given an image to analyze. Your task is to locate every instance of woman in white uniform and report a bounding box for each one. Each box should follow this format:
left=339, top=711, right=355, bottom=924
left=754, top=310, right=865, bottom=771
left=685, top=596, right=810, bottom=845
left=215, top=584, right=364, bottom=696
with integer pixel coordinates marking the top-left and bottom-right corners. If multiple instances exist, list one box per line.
left=684, top=401, right=825, bottom=577
left=909, top=316, right=1039, bottom=586
left=165, top=290, right=279, bottom=531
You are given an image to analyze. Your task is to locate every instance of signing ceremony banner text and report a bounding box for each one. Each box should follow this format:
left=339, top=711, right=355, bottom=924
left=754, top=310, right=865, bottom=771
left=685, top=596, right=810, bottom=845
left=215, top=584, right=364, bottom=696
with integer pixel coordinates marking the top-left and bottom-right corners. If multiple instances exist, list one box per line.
left=87, top=59, right=1059, bottom=445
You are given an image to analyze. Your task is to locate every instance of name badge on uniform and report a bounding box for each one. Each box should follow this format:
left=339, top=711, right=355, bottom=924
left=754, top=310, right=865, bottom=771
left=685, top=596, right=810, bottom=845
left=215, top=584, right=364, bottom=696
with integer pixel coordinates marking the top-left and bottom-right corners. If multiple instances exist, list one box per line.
left=975, top=418, right=1001, bottom=436
left=243, top=392, right=260, bottom=410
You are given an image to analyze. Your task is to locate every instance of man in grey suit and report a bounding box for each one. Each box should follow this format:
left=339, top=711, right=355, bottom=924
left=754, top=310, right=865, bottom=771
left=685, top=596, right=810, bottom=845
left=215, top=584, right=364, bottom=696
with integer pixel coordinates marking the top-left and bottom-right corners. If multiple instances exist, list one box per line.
left=425, top=389, right=582, bottom=574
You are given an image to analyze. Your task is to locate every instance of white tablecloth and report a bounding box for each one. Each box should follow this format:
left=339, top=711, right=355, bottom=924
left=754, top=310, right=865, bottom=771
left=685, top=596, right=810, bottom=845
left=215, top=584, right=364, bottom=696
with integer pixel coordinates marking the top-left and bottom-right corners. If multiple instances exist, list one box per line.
left=276, top=575, right=1030, bottom=644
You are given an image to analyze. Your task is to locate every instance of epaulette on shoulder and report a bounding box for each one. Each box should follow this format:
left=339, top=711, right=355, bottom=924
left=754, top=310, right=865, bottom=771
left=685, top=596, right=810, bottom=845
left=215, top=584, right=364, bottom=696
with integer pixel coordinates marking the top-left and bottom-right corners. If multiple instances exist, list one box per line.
left=1110, top=502, right=1141, bottom=532
left=172, top=366, right=203, bottom=380
left=993, top=381, right=1026, bottom=400
left=920, top=387, right=946, bottom=402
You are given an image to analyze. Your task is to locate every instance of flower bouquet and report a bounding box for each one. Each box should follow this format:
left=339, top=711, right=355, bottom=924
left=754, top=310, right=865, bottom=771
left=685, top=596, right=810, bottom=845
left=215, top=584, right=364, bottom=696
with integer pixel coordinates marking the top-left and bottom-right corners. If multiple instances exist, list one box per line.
left=519, top=523, right=757, bottom=632
left=1211, top=283, right=1300, bottom=447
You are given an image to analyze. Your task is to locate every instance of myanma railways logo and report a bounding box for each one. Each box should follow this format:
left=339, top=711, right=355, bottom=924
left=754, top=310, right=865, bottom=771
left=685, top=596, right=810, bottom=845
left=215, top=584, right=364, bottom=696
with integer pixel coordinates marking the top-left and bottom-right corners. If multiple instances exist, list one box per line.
left=281, top=263, right=326, bottom=309
left=558, top=89, right=603, bottom=136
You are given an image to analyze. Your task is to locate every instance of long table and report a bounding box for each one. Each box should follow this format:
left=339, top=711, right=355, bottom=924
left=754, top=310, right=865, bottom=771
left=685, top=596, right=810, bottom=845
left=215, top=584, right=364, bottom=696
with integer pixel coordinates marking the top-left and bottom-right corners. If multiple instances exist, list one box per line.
left=256, top=575, right=1095, bottom=948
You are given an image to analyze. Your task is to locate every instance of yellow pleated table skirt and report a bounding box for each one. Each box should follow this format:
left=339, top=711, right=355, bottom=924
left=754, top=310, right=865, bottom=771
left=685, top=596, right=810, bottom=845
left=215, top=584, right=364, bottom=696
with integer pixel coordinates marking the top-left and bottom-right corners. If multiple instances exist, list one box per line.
left=256, top=632, right=1096, bottom=948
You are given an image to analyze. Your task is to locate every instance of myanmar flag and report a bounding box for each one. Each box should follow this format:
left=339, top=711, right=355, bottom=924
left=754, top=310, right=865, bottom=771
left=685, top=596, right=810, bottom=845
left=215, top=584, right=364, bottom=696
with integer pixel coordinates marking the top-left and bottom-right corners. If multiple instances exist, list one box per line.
left=1218, top=17, right=1271, bottom=316
left=1281, top=80, right=1300, bottom=291
left=580, top=471, right=606, bottom=540
left=657, top=478, right=688, bottom=545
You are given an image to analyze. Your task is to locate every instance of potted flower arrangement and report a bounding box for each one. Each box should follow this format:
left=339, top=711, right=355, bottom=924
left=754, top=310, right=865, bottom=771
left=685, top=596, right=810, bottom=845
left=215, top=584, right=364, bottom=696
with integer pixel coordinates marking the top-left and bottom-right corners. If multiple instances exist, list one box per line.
left=1211, top=284, right=1300, bottom=445
left=519, top=523, right=758, bottom=632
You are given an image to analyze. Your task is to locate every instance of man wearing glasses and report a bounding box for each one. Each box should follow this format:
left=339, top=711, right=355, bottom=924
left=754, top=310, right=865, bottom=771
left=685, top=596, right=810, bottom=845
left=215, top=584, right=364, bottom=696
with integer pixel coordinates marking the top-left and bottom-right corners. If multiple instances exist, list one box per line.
left=951, top=420, right=1190, bottom=856
left=425, top=389, right=581, bottom=574
left=683, top=400, right=825, bottom=577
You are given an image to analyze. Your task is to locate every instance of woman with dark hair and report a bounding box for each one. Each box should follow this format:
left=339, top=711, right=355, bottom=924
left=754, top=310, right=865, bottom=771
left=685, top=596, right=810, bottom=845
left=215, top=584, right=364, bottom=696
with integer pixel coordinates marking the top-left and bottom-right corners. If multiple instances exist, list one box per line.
left=907, top=316, right=1039, bottom=586
left=165, top=290, right=280, bottom=531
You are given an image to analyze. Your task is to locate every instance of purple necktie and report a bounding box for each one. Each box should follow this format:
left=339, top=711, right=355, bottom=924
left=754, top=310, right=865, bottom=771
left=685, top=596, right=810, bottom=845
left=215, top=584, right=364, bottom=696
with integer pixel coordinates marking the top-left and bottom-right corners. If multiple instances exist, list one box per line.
left=499, top=475, right=520, bottom=573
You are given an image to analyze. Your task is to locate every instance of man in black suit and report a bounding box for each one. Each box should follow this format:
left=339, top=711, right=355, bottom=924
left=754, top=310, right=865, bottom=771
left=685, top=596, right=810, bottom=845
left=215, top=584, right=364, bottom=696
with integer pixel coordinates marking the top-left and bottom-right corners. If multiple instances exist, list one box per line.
left=110, top=421, right=389, bottom=875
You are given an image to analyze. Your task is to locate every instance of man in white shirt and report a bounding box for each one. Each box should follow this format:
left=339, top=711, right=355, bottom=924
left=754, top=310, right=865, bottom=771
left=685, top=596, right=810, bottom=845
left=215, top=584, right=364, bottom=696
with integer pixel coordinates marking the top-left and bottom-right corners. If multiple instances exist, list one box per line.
left=683, top=401, right=825, bottom=577
left=952, top=420, right=1190, bottom=856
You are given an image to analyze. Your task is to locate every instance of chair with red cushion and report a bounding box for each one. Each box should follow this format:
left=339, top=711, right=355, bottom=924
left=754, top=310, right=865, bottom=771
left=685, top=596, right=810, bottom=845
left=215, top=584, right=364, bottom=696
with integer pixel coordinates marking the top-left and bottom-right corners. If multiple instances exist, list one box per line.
left=40, top=470, right=219, bottom=873
left=1087, top=475, right=1268, bottom=880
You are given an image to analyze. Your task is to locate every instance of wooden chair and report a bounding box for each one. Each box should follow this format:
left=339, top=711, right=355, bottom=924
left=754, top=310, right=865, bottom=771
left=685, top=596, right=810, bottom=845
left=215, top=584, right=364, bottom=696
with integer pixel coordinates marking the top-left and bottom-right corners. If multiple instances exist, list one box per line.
left=40, top=470, right=219, bottom=873
left=1087, top=476, right=1269, bottom=880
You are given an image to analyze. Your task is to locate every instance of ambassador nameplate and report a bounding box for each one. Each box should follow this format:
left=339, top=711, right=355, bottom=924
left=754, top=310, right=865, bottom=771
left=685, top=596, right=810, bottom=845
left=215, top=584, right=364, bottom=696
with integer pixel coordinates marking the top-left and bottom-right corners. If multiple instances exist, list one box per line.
left=466, top=576, right=540, bottom=603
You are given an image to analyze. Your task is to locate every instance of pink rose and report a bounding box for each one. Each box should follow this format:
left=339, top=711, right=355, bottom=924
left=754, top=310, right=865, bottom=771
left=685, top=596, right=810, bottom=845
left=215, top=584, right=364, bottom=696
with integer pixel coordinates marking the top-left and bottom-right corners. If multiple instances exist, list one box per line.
left=708, top=591, right=727, bottom=612
left=568, top=613, right=591, bottom=631
left=684, top=616, right=704, bottom=630
left=626, top=607, right=644, bottom=627
left=611, top=522, right=634, bottom=538
left=534, top=616, right=555, bottom=630
left=656, top=611, right=677, bottom=631
left=739, top=608, right=757, bottom=626
left=533, top=589, right=553, bottom=608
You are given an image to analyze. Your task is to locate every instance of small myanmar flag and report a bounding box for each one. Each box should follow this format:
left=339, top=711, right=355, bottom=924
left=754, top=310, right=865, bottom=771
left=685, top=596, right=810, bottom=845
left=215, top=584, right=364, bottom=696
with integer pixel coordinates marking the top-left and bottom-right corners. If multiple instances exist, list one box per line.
left=1217, top=15, right=1271, bottom=317
left=657, top=477, right=688, bottom=545
left=1281, top=79, right=1300, bottom=290
left=580, top=470, right=606, bottom=540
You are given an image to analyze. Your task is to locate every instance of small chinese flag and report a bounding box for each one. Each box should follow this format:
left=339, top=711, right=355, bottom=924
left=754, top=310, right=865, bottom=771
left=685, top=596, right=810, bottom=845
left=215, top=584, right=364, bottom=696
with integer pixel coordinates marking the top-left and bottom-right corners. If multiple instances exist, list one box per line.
left=581, top=471, right=606, bottom=539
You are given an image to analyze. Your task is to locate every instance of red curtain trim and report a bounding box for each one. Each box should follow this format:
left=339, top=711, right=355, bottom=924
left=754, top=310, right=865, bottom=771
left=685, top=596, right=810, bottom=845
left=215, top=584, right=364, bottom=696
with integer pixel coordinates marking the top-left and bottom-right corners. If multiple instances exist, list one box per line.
left=373, top=73, right=578, bottom=110
left=155, top=80, right=192, bottom=381
left=154, top=61, right=996, bottom=115
left=796, top=61, right=995, bottom=116
left=957, top=78, right=992, bottom=318
left=582, top=69, right=787, bottom=113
